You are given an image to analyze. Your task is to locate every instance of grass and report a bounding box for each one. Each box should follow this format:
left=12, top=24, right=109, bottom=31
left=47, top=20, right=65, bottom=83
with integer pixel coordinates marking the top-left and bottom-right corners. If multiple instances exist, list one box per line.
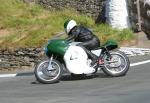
left=0, top=0, right=134, bottom=48
left=94, top=24, right=134, bottom=44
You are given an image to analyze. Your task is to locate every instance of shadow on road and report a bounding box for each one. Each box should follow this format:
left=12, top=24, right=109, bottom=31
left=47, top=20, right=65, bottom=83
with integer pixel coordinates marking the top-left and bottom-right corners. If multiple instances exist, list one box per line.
left=60, top=73, right=112, bottom=81
left=31, top=73, right=114, bottom=84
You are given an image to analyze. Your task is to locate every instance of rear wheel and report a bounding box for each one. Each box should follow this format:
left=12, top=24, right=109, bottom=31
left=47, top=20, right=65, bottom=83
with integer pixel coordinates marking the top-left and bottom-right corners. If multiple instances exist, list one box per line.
left=34, top=59, right=63, bottom=84
left=102, top=51, right=130, bottom=77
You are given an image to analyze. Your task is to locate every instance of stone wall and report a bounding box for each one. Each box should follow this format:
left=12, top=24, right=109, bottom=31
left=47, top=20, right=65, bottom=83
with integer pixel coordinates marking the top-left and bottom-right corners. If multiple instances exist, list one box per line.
left=128, top=0, right=150, bottom=38
left=141, top=0, right=150, bottom=38
left=0, top=48, right=44, bottom=71
left=37, top=0, right=105, bottom=21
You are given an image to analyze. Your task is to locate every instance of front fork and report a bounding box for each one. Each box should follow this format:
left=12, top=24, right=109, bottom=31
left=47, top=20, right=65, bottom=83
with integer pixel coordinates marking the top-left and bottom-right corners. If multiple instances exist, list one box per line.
left=47, top=54, right=53, bottom=71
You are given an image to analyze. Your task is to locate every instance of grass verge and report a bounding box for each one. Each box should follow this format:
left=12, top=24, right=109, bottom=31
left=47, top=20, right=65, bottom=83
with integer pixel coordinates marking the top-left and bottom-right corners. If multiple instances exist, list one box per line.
left=0, top=0, right=134, bottom=48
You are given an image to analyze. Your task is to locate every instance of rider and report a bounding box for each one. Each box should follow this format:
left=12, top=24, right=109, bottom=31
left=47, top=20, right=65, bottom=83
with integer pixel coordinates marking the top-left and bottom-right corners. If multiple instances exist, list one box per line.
left=64, top=19, right=100, bottom=66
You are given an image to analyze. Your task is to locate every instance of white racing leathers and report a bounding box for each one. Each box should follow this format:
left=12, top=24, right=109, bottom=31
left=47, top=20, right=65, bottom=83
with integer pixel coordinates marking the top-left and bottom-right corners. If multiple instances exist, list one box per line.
left=64, top=45, right=95, bottom=74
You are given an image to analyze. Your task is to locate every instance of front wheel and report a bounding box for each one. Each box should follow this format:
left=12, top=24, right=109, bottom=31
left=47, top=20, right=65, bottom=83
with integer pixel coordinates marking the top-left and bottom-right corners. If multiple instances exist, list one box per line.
left=34, top=59, right=63, bottom=84
left=102, top=51, right=130, bottom=77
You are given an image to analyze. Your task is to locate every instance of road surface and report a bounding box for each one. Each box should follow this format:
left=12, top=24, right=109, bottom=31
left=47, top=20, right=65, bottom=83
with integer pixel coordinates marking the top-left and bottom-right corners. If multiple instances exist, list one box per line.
left=0, top=55, right=150, bottom=103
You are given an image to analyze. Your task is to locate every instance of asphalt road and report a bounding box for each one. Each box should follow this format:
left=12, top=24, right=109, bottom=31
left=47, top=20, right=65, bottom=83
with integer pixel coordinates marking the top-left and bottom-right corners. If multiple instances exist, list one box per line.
left=0, top=55, right=150, bottom=103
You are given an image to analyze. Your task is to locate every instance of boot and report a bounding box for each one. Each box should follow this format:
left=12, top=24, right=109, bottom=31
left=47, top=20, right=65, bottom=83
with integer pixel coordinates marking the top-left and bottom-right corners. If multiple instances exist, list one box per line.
left=89, top=53, right=98, bottom=67
left=83, top=48, right=98, bottom=67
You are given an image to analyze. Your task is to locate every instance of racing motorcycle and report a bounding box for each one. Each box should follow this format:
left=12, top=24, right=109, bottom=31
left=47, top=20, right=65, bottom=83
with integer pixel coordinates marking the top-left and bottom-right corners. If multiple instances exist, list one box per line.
left=34, top=39, right=130, bottom=84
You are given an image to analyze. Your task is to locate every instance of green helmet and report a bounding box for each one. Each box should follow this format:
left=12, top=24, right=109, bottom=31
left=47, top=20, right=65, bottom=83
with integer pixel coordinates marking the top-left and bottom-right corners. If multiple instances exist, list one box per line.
left=64, top=19, right=77, bottom=35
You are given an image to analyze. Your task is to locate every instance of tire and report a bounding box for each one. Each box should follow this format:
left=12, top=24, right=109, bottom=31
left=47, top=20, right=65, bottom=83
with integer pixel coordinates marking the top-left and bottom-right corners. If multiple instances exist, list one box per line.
left=102, top=51, right=130, bottom=77
left=34, top=59, right=63, bottom=84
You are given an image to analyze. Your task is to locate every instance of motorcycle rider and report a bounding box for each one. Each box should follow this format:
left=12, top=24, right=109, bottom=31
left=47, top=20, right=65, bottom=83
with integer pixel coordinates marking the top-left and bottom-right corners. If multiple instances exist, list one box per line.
left=64, top=19, right=100, bottom=66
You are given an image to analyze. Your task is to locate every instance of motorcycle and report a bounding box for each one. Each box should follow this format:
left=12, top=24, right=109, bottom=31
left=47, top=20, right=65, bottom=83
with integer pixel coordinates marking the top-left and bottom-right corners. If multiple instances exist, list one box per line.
left=34, top=39, right=130, bottom=84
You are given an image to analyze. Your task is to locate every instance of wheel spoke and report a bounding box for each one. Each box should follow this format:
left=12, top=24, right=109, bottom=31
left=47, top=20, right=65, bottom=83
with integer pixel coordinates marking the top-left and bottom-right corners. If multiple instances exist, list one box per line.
left=104, top=52, right=127, bottom=74
left=36, top=60, right=61, bottom=82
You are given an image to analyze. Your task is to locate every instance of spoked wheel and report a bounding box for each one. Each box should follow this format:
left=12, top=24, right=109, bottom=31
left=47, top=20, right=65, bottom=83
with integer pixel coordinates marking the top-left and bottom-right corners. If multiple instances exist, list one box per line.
left=34, top=59, right=63, bottom=84
left=102, top=51, right=130, bottom=77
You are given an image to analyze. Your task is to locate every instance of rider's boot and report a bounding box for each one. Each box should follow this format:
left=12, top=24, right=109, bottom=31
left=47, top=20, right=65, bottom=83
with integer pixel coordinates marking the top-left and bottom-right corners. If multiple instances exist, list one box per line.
left=85, top=49, right=98, bottom=67
left=90, top=54, right=98, bottom=67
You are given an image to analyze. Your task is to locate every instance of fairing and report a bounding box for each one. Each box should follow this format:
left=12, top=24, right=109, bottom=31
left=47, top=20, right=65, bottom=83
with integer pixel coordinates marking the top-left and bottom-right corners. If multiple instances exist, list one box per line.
left=64, top=45, right=95, bottom=74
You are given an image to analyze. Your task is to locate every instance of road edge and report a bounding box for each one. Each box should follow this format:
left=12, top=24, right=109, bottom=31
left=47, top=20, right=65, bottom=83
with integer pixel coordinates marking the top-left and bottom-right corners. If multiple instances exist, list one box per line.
left=0, top=72, right=34, bottom=78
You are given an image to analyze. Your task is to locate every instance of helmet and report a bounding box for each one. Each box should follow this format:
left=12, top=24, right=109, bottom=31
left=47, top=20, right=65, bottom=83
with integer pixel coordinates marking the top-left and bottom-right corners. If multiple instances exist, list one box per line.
left=64, top=19, right=77, bottom=35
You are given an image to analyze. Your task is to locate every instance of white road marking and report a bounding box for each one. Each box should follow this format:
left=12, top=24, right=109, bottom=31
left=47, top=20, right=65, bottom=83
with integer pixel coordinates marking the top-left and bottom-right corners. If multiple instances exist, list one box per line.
left=0, top=74, right=17, bottom=78
left=119, top=47, right=150, bottom=56
left=130, top=60, right=150, bottom=67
